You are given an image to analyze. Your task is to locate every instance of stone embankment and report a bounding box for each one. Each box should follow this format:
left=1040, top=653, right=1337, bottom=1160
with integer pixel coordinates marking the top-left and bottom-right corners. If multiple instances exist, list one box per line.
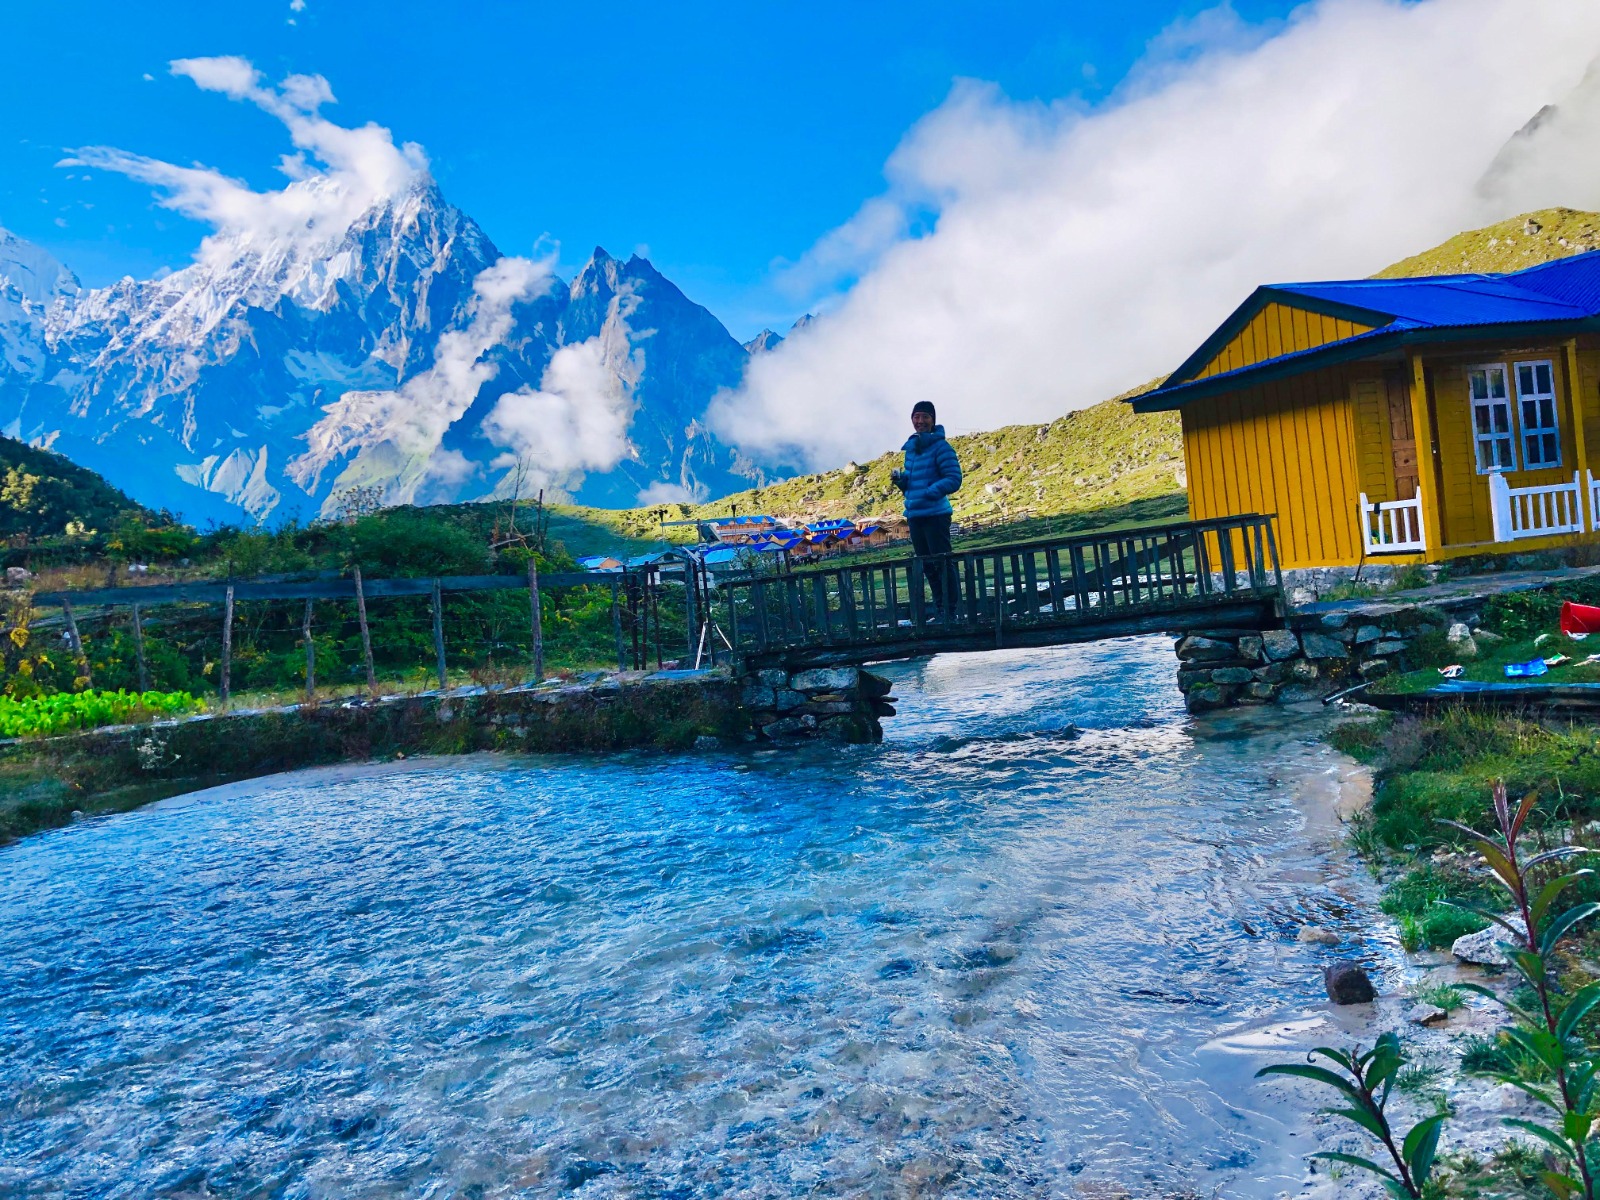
left=1176, top=602, right=1475, bottom=713
left=737, top=666, right=895, bottom=743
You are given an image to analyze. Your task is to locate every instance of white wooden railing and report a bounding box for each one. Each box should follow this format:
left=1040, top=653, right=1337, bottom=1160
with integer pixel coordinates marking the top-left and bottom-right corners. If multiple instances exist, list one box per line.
left=1489, top=470, right=1586, bottom=541
left=1359, top=488, right=1426, bottom=554
left=1589, top=470, right=1600, bottom=534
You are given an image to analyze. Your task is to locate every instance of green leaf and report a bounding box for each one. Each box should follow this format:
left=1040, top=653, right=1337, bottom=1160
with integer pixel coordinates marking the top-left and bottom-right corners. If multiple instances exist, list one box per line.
left=1513, top=789, right=1538, bottom=838
left=1504, top=1118, right=1577, bottom=1161
left=1526, top=848, right=1595, bottom=872
left=1541, top=1169, right=1582, bottom=1200
left=1541, top=901, right=1600, bottom=956
left=1533, top=869, right=1595, bottom=927
left=1256, top=1063, right=1366, bottom=1105
left=1328, top=1103, right=1389, bottom=1142
left=1562, top=1109, right=1594, bottom=1144
left=1308, top=1151, right=1399, bottom=1184
left=1557, top=980, right=1600, bottom=1042
left=1402, top=1113, right=1444, bottom=1185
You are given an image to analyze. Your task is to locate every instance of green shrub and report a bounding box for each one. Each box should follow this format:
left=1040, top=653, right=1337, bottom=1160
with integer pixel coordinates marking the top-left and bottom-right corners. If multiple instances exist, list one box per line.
left=0, top=689, right=203, bottom=738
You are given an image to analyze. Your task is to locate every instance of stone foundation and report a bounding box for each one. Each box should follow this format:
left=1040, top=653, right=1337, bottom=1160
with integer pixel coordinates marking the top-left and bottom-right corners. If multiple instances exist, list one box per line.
left=738, top=666, right=894, bottom=743
left=1175, top=602, right=1468, bottom=713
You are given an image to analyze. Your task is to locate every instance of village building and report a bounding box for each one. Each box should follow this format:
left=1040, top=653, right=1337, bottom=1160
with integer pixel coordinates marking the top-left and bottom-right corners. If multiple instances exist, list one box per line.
left=1133, top=251, right=1600, bottom=570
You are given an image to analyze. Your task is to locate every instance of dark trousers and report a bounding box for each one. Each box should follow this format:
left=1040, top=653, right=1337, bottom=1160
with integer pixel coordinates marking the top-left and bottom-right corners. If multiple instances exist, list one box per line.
left=908, top=513, right=956, bottom=616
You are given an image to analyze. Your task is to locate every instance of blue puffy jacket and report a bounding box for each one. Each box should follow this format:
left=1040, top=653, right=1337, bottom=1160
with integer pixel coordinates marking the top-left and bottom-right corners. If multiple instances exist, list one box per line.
left=900, top=425, right=963, bottom=518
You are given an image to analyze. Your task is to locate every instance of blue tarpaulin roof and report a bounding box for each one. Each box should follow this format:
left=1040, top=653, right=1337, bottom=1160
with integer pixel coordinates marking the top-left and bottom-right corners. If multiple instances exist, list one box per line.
left=1139, top=250, right=1600, bottom=410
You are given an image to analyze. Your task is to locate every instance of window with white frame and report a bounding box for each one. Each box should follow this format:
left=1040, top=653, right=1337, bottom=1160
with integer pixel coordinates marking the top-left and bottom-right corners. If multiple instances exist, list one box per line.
left=1468, top=364, right=1516, bottom=472
left=1515, top=358, right=1561, bottom=468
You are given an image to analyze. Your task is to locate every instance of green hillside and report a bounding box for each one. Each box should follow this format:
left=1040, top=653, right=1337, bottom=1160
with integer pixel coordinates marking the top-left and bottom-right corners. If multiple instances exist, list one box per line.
left=0, top=436, right=152, bottom=541
left=1375, top=206, right=1600, bottom=278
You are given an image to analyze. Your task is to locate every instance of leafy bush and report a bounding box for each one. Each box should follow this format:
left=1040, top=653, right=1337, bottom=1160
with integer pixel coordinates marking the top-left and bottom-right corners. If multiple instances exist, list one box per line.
left=0, top=689, right=204, bottom=738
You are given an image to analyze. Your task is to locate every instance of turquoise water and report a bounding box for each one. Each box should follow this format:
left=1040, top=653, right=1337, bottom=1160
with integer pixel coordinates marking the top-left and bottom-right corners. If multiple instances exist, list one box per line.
left=0, top=638, right=1391, bottom=1197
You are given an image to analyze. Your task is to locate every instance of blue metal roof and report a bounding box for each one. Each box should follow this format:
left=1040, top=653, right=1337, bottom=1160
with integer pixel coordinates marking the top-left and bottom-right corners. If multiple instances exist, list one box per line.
left=1141, top=251, right=1600, bottom=411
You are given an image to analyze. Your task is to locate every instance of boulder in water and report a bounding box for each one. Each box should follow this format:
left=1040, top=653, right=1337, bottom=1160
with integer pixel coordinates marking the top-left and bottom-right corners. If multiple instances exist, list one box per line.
left=1324, top=961, right=1377, bottom=1004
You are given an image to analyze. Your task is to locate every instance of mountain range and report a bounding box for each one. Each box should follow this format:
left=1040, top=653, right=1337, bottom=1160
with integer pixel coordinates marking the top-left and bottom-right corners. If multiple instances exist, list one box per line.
left=0, top=179, right=798, bottom=527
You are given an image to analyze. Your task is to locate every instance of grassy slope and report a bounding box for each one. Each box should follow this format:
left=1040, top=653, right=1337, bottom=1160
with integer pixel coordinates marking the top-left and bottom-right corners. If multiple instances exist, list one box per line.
left=1373, top=206, right=1600, bottom=278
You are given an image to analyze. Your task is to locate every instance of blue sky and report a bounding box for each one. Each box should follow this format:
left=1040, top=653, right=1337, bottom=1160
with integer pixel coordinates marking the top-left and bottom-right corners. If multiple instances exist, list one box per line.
left=4, top=0, right=1303, bottom=339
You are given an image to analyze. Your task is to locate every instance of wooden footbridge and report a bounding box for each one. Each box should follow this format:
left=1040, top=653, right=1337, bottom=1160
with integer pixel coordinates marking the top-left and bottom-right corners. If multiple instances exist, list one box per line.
left=708, top=514, right=1285, bottom=670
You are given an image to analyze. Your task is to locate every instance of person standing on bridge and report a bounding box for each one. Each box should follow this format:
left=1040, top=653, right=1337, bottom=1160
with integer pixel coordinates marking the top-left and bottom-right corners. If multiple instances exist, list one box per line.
left=892, top=400, right=963, bottom=620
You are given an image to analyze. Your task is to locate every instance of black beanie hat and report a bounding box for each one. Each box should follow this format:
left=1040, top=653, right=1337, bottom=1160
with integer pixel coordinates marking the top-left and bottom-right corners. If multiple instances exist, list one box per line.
left=911, top=401, right=936, bottom=419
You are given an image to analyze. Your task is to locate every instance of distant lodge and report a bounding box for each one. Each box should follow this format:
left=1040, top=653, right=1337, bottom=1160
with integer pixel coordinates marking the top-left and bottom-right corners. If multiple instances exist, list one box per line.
left=1135, top=249, right=1600, bottom=570
left=577, top=515, right=905, bottom=576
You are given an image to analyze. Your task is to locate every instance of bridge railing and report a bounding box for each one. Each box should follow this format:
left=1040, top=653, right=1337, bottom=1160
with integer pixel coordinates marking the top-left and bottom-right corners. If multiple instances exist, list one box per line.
left=711, top=513, right=1280, bottom=661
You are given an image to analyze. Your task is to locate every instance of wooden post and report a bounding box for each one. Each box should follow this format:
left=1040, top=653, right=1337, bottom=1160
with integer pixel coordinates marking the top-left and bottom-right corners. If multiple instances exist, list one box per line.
left=302, top=599, right=316, bottom=699
left=1407, top=352, right=1445, bottom=559
left=353, top=565, right=377, bottom=695
left=611, top=580, right=626, bottom=672
left=62, top=598, right=91, bottom=687
left=1565, top=339, right=1591, bottom=529
left=528, top=559, right=544, bottom=682
left=431, top=578, right=447, bottom=690
left=131, top=602, right=150, bottom=692
left=220, top=585, right=234, bottom=704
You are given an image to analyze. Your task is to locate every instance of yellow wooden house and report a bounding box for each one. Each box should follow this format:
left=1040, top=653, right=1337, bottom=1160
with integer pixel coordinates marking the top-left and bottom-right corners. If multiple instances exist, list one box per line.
left=1132, top=253, right=1600, bottom=570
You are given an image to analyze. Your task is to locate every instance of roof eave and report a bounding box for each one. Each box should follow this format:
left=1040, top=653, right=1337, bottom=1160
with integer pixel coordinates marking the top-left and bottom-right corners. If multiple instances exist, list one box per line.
left=1130, top=316, right=1600, bottom=412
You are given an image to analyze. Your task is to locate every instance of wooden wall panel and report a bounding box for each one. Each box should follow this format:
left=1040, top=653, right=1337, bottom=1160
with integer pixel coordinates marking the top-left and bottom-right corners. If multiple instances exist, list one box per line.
left=1179, top=365, right=1363, bottom=568
left=1195, top=302, right=1375, bottom=381
left=1351, top=375, right=1393, bottom=503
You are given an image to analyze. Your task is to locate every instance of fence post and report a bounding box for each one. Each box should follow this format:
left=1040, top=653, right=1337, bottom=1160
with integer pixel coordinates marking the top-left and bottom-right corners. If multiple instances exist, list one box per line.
left=353, top=566, right=377, bottom=696
left=302, top=599, right=316, bottom=699
left=528, top=559, right=544, bottom=683
left=431, top=578, right=447, bottom=690
left=220, top=585, right=234, bottom=704
left=611, top=579, right=626, bottom=672
left=1488, top=471, right=1513, bottom=542
left=131, top=602, right=150, bottom=692
left=62, top=598, right=91, bottom=688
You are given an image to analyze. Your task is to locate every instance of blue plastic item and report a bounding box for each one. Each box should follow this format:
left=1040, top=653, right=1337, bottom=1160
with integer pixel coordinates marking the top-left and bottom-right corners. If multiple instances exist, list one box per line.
left=1505, top=658, right=1550, bottom=678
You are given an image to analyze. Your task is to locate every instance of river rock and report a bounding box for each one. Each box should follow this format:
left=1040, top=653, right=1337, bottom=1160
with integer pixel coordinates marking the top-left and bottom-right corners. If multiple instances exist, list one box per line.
left=1211, top=667, right=1254, bottom=685
left=1324, top=961, right=1377, bottom=1004
left=1288, top=659, right=1320, bottom=681
left=1243, top=681, right=1277, bottom=701
left=1452, top=926, right=1511, bottom=966
left=1354, top=624, right=1382, bottom=645
left=1406, top=1003, right=1449, bottom=1026
left=762, top=716, right=810, bottom=738
left=1359, top=659, right=1392, bottom=680
left=1186, top=684, right=1227, bottom=712
left=741, top=684, right=776, bottom=709
left=1176, top=636, right=1237, bottom=662
left=1447, top=623, right=1478, bottom=658
left=791, top=667, right=860, bottom=692
left=1297, top=925, right=1340, bottom=945
left=756, top=668, right=790, bottom=688
left=1252, top=662, right=1286, bottom=683
left=1474, top=629, right=1505, bottom=645
left=1371, top=640, right=1409, bottom=656
left=774, top=689, right=808, bottom=713
left=1237, top=635, right=1264, bottom=662
left=1261, top=629, right=1301, bottom=660
left=1301, top=633, right=1350, bottom=660
left=1321, top=612, right=1351, bottom=630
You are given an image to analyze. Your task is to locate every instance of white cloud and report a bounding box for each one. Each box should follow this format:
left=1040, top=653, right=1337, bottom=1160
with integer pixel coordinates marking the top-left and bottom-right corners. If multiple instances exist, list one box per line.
left=62, top=56, right=428, bottom=262
left=480, top=326, right=640, bottom=496
left=714, top=0, right=1600, bottom=469
left=635, top=481, right=697, bottom=505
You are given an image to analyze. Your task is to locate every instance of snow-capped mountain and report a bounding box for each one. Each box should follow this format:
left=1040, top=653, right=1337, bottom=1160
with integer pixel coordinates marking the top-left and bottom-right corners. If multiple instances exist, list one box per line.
left=0, top=180, right=777, bottom=524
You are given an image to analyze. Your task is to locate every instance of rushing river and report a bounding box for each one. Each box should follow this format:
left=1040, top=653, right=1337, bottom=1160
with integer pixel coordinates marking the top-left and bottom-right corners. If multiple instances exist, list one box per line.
left=0, top=638, right=1400, bottom=1198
